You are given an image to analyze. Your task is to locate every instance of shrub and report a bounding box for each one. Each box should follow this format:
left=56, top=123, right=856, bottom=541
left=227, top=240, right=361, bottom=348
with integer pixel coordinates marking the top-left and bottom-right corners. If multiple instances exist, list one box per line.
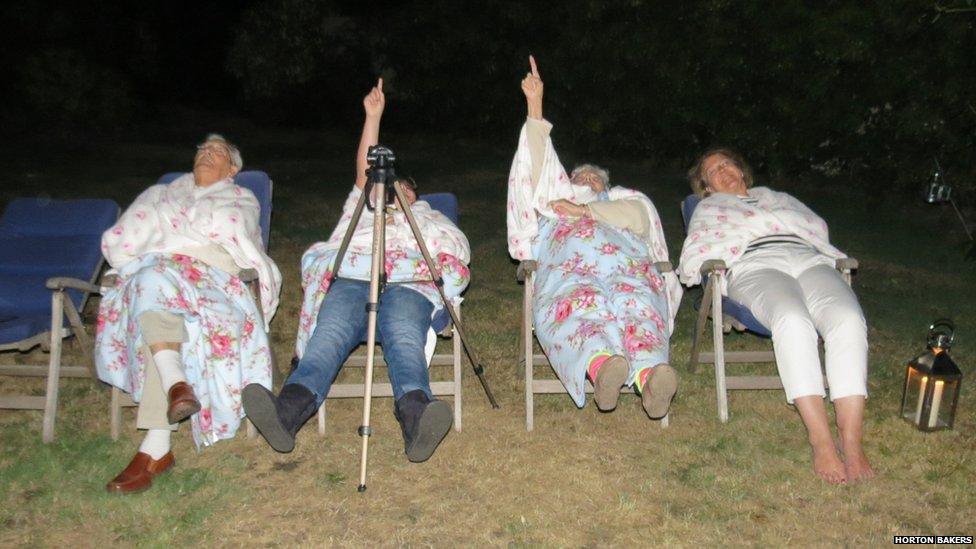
left=13, top=48, right=136, bottom=138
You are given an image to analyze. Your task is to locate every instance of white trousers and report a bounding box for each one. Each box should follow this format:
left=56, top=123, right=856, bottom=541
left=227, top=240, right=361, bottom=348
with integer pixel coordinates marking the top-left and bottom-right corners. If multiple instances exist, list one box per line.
left=727, top=245, right=868, bottom=403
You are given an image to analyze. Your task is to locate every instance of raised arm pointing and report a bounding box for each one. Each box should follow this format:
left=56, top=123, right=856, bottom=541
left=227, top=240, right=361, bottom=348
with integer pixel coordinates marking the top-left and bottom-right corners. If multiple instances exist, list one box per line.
left=521, top=55, right=544, bottom=120
left=356, top=78, right=385, bottom=189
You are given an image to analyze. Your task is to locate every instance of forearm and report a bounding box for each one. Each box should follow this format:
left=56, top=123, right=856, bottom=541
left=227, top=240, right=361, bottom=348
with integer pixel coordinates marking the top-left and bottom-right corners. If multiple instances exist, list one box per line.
left=588, top=199, right=650, bottom=238
left=527, top=97, right=543, bottom=120
left=355, top=114, right=382, bottom=189
left=526, top=118, right=553, bottom=187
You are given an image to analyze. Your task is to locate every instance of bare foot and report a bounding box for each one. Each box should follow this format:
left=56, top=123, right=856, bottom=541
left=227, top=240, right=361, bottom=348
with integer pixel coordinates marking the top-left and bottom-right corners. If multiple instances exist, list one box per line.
left=840, top=439, right=875, bottom=483
left=810, top=439, right=847, bottom=484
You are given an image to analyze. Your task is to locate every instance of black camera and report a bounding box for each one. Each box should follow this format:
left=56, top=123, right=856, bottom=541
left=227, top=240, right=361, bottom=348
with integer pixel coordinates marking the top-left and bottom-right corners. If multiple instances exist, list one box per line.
left=366, top=144, right=396, bottom=170
left=365, top=145, right=398, bottom=209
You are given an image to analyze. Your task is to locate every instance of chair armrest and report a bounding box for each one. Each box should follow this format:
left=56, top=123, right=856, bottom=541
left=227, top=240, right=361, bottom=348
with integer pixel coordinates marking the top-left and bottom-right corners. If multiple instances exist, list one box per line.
left=835, top=257, right=858, bottom=272
left=516, top=260, right=538, bottom=282
left=46, top=277, right=102, bottom=293
left=700, top=259, right=727, bottom=274
left=653, top=261, right=673, bottom=273
left=239, top=268, right=259, bottom=283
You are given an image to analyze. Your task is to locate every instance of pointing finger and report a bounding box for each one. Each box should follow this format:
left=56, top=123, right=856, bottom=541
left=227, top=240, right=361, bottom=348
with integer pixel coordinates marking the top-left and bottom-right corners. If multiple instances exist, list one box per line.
left=377, top=78, right=383, bottom=92
left=529, top=55, right=539, bottom=77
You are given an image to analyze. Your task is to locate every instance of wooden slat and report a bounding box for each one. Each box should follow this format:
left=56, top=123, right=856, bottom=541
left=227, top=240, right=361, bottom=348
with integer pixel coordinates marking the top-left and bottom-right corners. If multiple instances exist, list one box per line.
left=341, top=354, right=455, bottom=367
left=327, top=381, right=456, bottom=398
left=0, top=396, right=46, bottom=410
left=699, top=351, right=776, bottom=363
left=726, top=376, right=784, bottom=390
left=532, top=379, right=637, bottom=395
left=0, top=365, right=90, bottom=378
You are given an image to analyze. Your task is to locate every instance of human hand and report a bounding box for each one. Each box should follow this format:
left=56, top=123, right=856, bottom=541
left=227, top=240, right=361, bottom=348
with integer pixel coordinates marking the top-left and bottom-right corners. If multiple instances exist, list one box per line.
left=521, top=55, right=544, bottom=119
left=549, top=199, right=588, bottom=218
left=363, top=78, right=385, bottom=118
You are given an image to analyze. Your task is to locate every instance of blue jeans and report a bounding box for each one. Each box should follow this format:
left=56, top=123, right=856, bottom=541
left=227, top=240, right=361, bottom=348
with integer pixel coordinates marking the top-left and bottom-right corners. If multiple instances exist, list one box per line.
left=287, top=278, right=434, bottom=406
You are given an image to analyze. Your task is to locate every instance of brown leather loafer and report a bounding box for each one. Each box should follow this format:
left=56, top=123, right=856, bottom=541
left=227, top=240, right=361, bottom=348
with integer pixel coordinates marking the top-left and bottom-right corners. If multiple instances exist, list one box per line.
left=167, top=381, right=201, bottom=424
left=106, top=451, right=175, bottom=494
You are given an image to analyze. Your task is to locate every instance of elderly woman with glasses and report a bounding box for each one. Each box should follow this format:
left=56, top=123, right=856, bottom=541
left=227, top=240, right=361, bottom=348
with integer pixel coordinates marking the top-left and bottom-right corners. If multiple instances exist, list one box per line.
left=96, top=134, right=282, bottom=494
left=507, top=57, right=682, bottom=420
left=678, top=148, right=873, bottom=484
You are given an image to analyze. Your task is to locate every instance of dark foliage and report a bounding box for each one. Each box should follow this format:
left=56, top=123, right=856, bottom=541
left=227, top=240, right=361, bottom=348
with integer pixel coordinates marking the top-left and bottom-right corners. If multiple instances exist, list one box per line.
left=4, top=1, right=976, bottom=204
left=225, top=0, right=976, bottom=202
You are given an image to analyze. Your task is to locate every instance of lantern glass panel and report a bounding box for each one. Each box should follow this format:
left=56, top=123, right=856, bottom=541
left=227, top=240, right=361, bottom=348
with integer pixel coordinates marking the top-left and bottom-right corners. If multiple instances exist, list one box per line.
left=901, top=366, right=928, bottom=425
left=925, top=378, right=960, bottom=431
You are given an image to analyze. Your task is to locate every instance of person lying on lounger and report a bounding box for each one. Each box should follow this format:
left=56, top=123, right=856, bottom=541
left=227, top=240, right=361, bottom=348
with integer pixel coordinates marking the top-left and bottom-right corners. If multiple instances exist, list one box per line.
left=97, top=134, right=282, bottom=494
left=507, top=56, right=682, bottom=419
left=679, top=148, right=874, bottom=484
left=243, top=79, right=470, bottom=463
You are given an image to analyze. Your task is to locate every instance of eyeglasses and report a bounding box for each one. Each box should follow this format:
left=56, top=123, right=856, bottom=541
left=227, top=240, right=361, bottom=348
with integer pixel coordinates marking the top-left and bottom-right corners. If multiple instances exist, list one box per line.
left=705, top=159, right=735, bottom=180
left=196, top=143, right=231, bottom=158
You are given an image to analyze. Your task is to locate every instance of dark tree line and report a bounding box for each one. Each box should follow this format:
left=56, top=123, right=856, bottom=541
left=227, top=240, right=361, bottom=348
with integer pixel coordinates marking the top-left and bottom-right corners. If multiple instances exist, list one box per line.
left=4, top=0, right=976, bottom=199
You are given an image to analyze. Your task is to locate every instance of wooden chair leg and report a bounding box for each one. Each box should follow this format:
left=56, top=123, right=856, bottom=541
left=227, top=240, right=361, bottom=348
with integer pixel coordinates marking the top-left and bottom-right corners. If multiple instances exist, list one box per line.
left=452, top=305, right=462, bottom=432
left=524, top=273, right=535, bottom=432
left=689, top=278, right=714, bottom=374
left=42, top=292, right=65, bottom=443
left=111, top=386, right=122, bottom=441
left=515, top=307, right=526, bottom=380
left=63, top=298, right=97, bottom=378
left=710, top=273, right=729, bottom=423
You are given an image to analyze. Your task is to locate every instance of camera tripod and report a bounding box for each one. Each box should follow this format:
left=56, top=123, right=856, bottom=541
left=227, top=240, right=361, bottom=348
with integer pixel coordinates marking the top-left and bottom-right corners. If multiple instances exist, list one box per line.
left=328, top=145, right=499, bottom=492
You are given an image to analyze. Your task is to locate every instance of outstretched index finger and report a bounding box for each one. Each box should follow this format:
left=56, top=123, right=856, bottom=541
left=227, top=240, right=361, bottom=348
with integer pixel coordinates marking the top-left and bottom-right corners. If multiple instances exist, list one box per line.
left=529, top=55, right=539, bottom=77
left=377, top=78, right=383, bottom=91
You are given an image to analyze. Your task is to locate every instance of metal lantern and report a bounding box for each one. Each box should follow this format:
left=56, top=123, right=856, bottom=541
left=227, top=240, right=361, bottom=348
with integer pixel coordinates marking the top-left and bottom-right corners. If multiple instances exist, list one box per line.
left=900, top=319, right=963, bottom=431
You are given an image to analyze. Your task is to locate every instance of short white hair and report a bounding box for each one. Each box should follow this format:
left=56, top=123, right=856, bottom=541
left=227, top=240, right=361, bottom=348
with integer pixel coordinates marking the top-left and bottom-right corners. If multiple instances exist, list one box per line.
left=570, top=163, right=610, bottom=187
left=200, top=133, right=243, bottom=169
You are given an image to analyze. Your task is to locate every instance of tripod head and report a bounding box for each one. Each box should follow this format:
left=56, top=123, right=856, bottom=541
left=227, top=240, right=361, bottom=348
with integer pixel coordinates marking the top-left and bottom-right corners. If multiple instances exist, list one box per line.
left=365, top=145, right=397, bottom=211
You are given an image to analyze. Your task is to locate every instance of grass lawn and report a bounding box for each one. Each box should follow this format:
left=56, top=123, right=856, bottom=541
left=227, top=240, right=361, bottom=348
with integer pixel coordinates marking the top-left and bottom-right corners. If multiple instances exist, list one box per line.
left=1, top=118, right=974, bottom=546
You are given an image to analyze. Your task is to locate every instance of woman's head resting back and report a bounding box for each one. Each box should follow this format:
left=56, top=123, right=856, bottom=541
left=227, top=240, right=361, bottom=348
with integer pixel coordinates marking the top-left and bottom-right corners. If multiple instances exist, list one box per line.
left=193, top=134, right=242, bottom=187
left=570, top=163, right=610, bottom=194
left=395, top=176, right=418, bottom=206
left=687, top=148, right=753, bottom=198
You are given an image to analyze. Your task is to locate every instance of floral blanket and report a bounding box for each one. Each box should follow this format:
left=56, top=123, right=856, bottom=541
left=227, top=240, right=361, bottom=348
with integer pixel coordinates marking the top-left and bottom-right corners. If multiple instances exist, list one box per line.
left=95, top=253, right=272, bottom=447
left=505, top=121, right=681, bottom=328
left=100, top=173, right=281, bottom=325
left=533, top=216, right=670, bottom=406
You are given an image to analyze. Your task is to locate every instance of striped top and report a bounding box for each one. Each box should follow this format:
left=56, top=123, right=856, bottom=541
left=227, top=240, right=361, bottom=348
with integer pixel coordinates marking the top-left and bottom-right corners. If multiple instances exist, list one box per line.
left=738, top=195, right=813, bottom=254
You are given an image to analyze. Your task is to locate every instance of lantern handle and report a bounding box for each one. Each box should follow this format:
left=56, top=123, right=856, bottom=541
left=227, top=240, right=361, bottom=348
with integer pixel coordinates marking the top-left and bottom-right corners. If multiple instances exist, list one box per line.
left=927, top=318, right=955, bottom=348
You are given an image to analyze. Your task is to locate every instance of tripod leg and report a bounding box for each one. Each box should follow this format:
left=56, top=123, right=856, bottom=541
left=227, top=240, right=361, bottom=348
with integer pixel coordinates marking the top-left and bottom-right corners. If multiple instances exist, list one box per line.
left=332, top=187, right=370, bottom=283
left=392, top=182, right=500, bottom=408
left=358, top=182, right=386, bottom=493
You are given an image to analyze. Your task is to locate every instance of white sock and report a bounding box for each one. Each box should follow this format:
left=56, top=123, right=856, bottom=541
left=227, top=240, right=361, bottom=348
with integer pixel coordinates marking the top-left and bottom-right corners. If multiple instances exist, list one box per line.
left=153, top=349, right=186, bottom=393
left=138, top=429, right=172, bottom=460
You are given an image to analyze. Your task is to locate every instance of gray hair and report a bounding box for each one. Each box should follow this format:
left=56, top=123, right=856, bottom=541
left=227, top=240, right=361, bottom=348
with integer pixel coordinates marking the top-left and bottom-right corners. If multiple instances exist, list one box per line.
left=201, top=133, right=243, bottom=170
left=570, top=163, right=610, bottom=187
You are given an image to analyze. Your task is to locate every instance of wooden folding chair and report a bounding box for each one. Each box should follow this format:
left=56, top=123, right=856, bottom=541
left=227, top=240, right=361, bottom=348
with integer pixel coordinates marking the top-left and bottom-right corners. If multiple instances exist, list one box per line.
left=681, top=194, right=858, bottom=422
left=0, top=197, right=119, bottom=442
left=516, top=259, right=673, bottom=431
